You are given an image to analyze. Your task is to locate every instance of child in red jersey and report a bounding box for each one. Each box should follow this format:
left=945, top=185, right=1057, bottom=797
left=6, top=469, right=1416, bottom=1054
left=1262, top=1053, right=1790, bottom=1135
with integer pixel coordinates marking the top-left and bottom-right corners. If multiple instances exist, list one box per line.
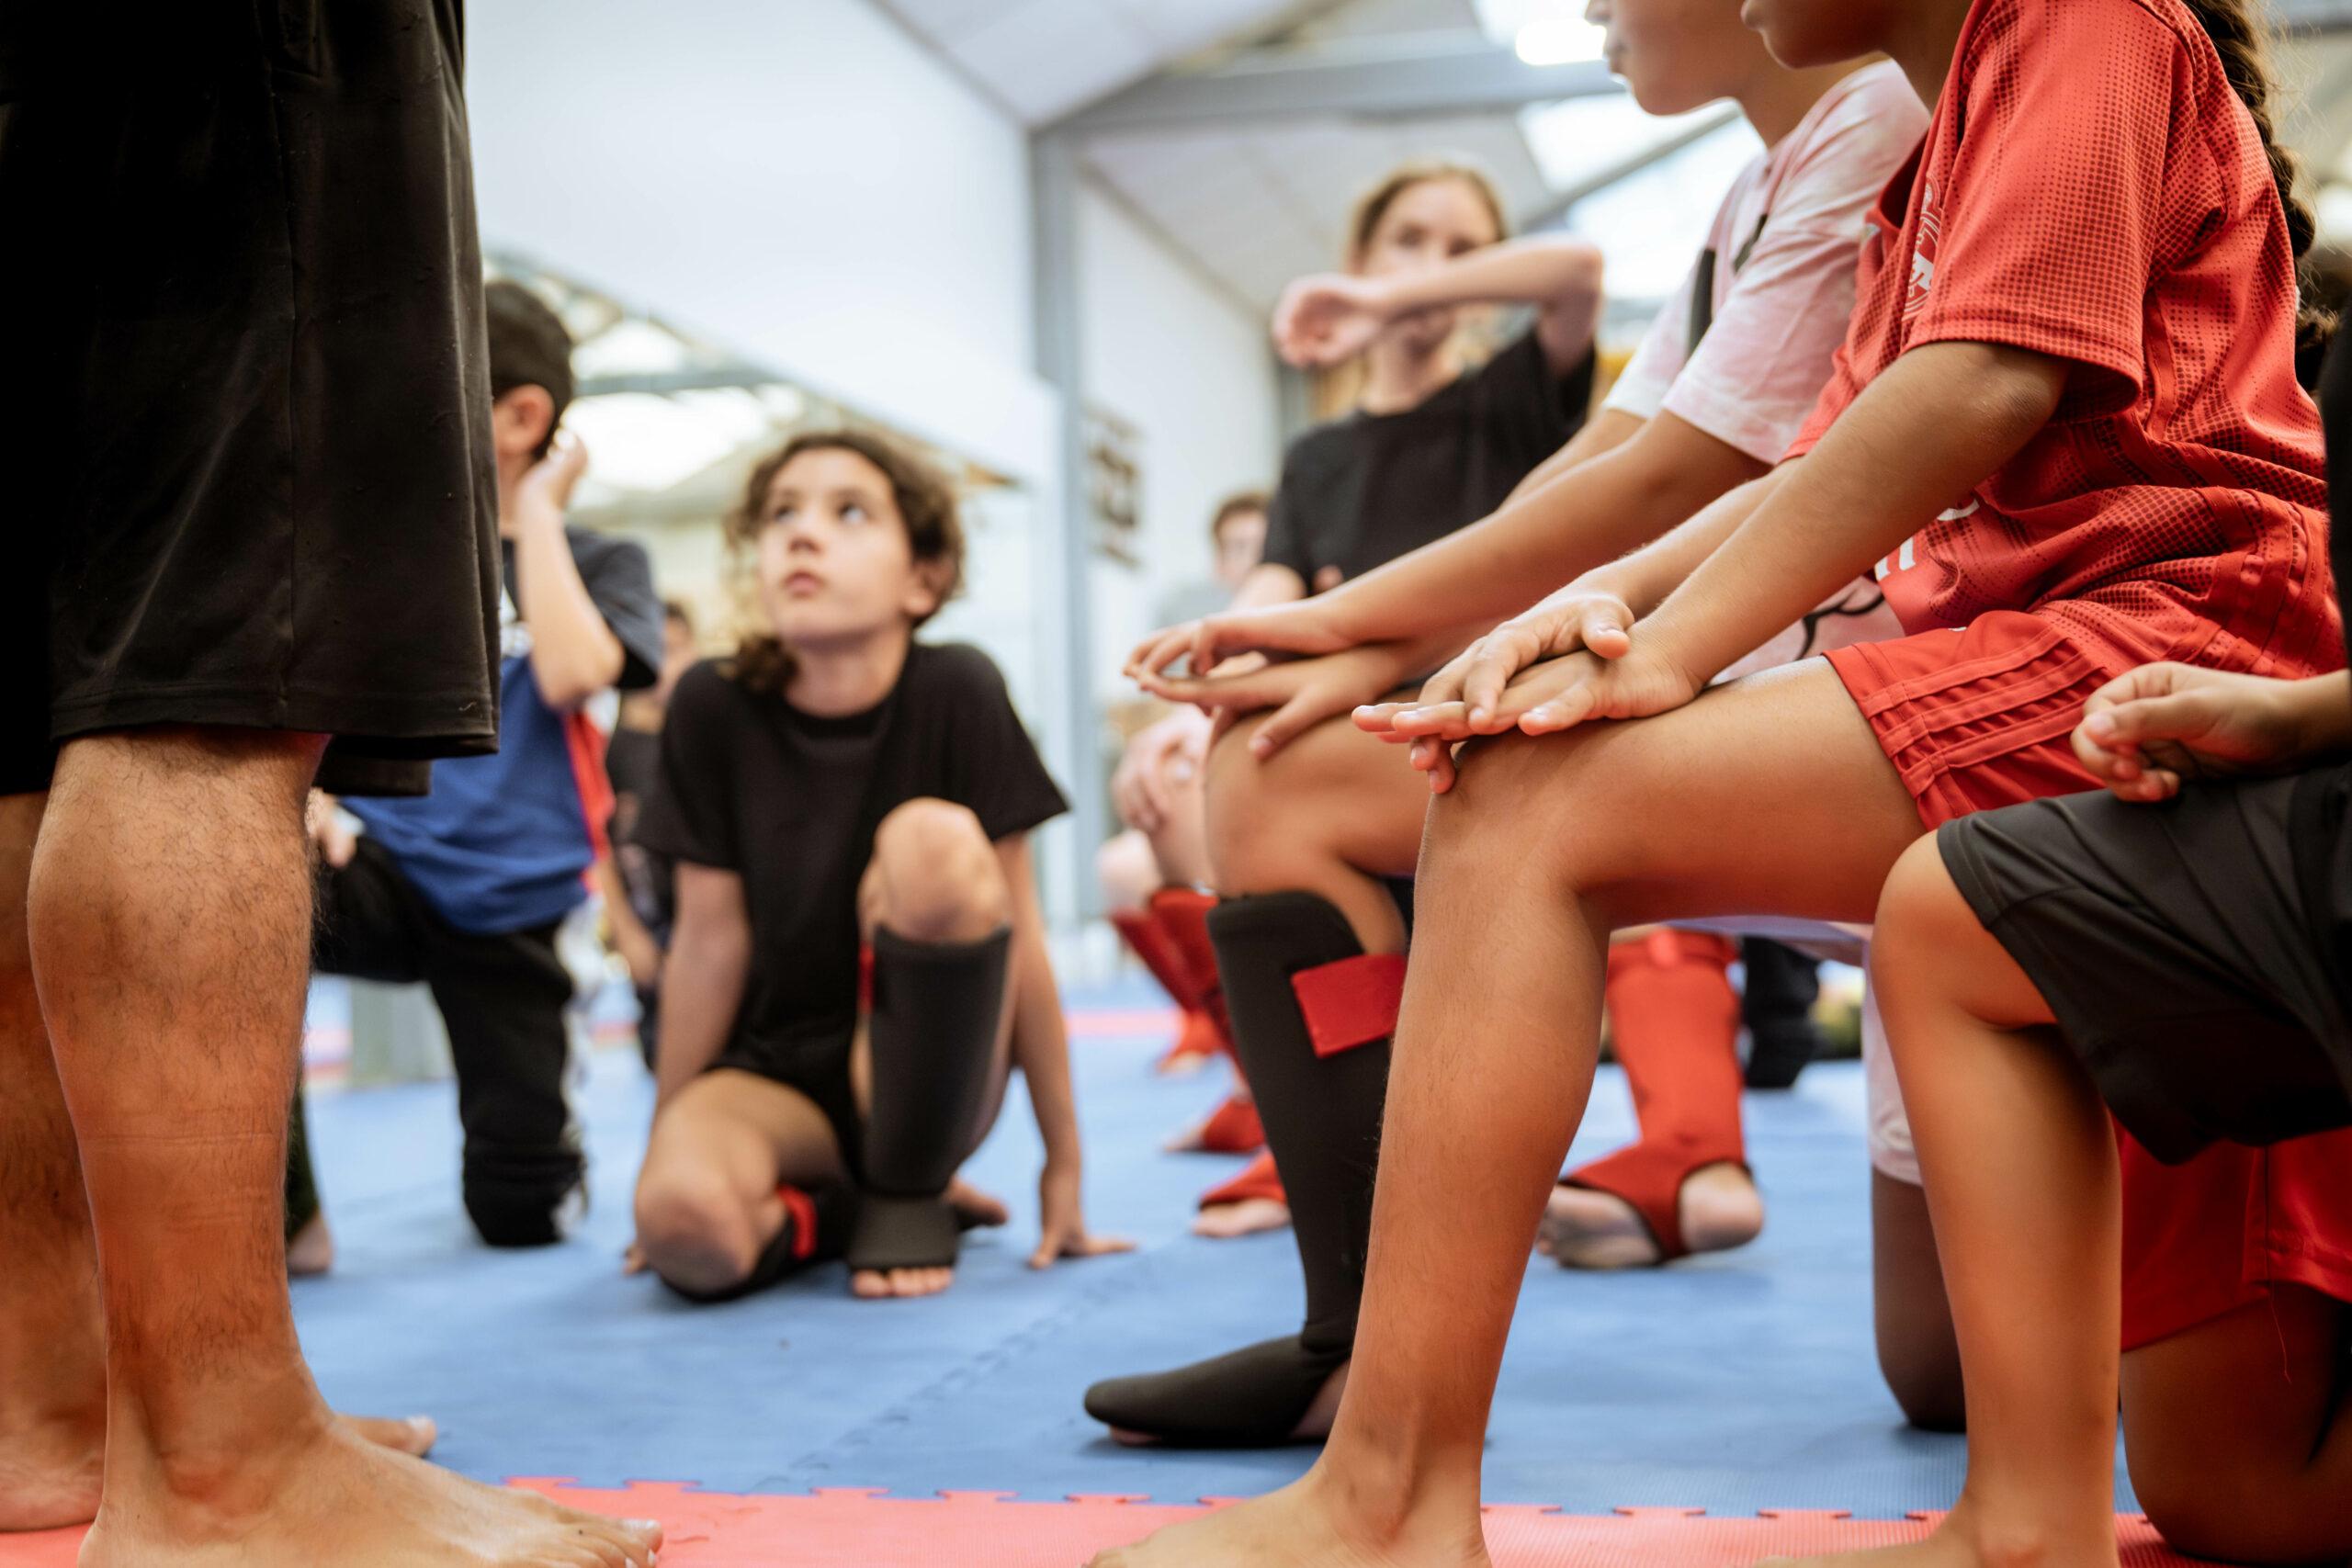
left=1088, top=1, right=2344, bottom=1566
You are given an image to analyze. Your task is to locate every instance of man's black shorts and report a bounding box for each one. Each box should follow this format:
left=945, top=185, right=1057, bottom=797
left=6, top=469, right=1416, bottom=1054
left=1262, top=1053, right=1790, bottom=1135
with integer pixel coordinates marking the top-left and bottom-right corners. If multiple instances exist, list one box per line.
left=0, top=1, right=499, bottom=797
left=1939, top=774, right=2351, bottom=1164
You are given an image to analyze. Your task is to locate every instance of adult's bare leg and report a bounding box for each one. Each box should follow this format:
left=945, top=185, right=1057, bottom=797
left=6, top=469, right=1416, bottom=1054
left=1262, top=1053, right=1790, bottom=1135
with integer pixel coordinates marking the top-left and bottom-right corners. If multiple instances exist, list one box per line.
left=1779, top=838, right=2122, bottom=1568
left=1090, top=660, right=1922, bottom=1566
left=40, top=728, right=659, bottom=1567
left=0, top=793, right=105, bottom=1530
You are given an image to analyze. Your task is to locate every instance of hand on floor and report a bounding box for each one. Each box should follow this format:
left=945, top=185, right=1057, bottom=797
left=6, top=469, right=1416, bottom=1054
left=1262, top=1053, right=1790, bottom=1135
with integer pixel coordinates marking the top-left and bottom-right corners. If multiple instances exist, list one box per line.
left=1031, top=1162, right=1135, bottom=1270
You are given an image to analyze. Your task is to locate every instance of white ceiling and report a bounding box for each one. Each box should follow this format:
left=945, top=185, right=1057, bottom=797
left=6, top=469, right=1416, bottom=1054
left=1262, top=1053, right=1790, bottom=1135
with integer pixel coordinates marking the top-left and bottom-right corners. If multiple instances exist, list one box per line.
left=1088, top=113, right=1551, bottom=310
left=876, top=0, right=1312, bottom=125
left=883, top=0, right=2352, bottom=323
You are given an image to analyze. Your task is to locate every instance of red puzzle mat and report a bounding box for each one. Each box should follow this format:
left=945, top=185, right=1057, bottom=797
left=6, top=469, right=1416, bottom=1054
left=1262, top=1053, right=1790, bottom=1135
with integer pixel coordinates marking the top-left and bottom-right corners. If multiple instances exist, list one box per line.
left=0, top=1481, right=2204, bottom=1566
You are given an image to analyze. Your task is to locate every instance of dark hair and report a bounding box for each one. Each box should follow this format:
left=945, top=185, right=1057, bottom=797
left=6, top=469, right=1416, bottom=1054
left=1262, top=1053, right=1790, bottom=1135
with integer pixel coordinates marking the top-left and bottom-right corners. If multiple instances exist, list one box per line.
left=1210, top=491, right=1270, bottom=542
left=2183, top=0, right=2337, bottom=370
left=484, top=280, right=577, bottom=459
left=723, top=429, right=966, bottom=696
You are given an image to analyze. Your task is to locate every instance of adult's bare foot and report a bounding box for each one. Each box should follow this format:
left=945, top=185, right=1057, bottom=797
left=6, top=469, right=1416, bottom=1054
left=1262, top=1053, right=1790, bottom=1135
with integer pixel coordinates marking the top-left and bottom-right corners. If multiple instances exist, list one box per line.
left=345, top=1413, right=438, bottom=1458
left=0, top=1399, right=104, bottom=1532
left=1086, top=1472, right=1489, bottom=1568
left=1193, top=1196, right=1292, bottom=1239
left=1539, top=1162, right=1763, bottom=1269
left=81, top=1416, right=662, bottom=1567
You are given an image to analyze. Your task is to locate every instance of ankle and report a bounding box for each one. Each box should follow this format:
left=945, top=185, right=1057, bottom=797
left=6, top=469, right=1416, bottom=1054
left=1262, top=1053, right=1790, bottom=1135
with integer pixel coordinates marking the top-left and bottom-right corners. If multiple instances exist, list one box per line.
left=109, top=1370, right=334, bottom=1510
left=1948, top=1498, right=2120, bottom=1568
left=1308, top=1434, right=1484, bottom=1547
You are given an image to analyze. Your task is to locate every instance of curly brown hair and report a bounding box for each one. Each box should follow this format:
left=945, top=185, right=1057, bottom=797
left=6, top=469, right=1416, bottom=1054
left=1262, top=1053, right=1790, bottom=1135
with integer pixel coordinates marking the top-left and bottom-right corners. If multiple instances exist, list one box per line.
left=723, top=429, right=966, bottom=696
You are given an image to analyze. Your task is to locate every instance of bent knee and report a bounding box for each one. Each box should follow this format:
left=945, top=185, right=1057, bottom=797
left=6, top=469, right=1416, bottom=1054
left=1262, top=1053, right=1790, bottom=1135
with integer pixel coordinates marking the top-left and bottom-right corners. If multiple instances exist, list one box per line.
left=1877, top=1341, right=1967, bottom=1433
left=2129, top=1464, right=2299, bottom=1565
left=870, top=799, right=1008, bottom=940
left=1094, top=831, right=1159, bottom=910
left=634, top=1174, right=760, bottom=1291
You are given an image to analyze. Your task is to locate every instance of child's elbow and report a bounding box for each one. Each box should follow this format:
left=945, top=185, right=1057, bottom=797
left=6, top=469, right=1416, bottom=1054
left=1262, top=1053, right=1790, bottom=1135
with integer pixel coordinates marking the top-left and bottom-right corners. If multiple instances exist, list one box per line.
left=1965, top=344, right=2067, bottom=441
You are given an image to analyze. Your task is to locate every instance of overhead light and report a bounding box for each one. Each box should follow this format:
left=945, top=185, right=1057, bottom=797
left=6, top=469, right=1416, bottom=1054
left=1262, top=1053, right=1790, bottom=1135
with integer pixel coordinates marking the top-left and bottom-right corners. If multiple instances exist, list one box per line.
left=1516, top=13, right=1605, bottom=65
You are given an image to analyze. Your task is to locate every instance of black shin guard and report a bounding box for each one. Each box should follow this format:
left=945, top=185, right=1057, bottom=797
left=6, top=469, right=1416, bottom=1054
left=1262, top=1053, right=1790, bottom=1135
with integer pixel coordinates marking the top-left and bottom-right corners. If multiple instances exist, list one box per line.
left=1085, top=891, right=1394, bottom=1445
left=849, top=923, right=1012, bottom=1272
left=664, top=1182, right=854, bottom=1304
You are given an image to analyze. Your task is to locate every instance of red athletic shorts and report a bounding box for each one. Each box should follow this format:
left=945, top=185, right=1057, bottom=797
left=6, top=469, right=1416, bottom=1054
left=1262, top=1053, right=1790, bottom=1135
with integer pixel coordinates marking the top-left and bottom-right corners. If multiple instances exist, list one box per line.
left=1828, top=611, right=2352, bottom=1350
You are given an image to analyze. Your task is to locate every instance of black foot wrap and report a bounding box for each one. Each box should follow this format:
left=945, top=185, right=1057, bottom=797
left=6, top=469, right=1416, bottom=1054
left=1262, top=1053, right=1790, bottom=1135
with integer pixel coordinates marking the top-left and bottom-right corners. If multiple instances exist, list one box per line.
left=1082, top=891, right=1393, bottom=1446
left=1084, top=1334, right=1349, bottom=1447
left=849, top=923, right=1012, bottom=1273
left=1741, top=937, right=1825, bottom=1089
left=665, top=1182, right=854, bottom=1304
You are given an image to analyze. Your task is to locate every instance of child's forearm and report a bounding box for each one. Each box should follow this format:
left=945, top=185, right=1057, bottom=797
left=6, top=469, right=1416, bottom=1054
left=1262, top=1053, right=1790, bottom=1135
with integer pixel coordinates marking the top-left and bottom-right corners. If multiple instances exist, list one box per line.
left=2286, top=671, right=2352, bottom=761
left=1008, top=917, right=1081, bottom=1167
left=651, top=928, right=748, bottom=1109
left=511, top=502, right=625, bottom=709
left=1322, top=413, right=1768, bottom=644
left=1641, top=342, right=2066, bottom=682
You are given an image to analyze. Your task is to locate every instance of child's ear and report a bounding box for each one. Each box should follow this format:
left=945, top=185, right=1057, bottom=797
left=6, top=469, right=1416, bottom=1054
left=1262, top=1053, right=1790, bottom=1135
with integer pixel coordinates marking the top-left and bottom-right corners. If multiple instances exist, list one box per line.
left=904, top=559, right=950, bottom=623
left=491, top=386, right=556, bottom=459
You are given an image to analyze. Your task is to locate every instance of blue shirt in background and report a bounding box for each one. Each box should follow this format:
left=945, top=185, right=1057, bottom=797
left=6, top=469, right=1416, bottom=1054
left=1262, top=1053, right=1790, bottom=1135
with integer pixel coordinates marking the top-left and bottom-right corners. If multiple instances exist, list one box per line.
left=351, top=526, right=664, bottom=935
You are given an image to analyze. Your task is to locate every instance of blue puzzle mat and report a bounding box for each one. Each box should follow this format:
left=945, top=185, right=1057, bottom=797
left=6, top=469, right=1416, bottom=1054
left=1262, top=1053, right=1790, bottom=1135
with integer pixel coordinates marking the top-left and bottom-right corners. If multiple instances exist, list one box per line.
left=289, top=977, right=2139, bottom=1516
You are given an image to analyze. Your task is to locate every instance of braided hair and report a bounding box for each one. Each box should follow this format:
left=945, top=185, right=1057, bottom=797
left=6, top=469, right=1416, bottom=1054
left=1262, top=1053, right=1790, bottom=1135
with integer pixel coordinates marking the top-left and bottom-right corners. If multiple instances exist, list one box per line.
left=2181, top=0, right=2337, bottom=378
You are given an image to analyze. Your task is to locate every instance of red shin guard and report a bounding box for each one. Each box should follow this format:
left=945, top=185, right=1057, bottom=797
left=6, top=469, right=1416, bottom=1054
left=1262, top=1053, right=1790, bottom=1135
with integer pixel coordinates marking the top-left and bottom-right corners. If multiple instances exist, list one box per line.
left=1199, top=1148, right=1287, bottom=1210
left=1563, top=930, right=1746, bottom=1258
left=1113, top=889, right=1233, bottom=1070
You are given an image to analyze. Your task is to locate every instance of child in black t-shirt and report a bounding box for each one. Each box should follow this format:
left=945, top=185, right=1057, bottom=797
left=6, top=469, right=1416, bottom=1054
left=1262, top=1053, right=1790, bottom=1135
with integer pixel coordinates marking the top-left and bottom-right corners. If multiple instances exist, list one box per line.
left=630, top=431, right=1129, bottom=1302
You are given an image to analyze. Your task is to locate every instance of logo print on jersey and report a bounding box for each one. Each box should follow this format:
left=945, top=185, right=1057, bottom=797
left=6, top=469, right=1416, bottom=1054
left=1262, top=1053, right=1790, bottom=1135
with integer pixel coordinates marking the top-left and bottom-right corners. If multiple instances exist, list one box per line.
left=1874, top=496, right=1979, bottom=582
left=1904, top=179, right=1943, bottom=319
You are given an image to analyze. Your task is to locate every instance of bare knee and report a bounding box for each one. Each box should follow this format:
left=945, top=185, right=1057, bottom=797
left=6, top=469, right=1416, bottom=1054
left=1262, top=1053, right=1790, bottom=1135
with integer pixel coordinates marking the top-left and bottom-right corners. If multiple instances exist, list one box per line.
left=1872, top=836, right=2046, bottom=1034
left=868, top=800, right=1009, bottom=942
left=1871, top=1169, right=1968, bottom=1432
left=1202, top=716, right=1295, bottom=891
left=1095, top=830, right=1159, bottom=912
left=634, top=1169, right=760, bottom=1294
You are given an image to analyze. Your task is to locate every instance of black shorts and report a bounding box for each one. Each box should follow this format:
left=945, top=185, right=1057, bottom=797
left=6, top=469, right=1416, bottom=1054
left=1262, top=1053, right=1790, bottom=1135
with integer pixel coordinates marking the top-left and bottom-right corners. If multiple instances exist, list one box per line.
left=0, top=1, right=498, bottom=799
left=710, top=1030, right=867, bottom=1175
left=1939, top=776, right=2352, bottom=1164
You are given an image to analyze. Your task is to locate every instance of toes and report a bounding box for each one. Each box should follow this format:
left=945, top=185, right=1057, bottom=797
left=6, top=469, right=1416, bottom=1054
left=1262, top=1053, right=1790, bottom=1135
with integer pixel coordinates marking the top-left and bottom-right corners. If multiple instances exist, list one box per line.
left=851, top=1269, right=889, bottom=1299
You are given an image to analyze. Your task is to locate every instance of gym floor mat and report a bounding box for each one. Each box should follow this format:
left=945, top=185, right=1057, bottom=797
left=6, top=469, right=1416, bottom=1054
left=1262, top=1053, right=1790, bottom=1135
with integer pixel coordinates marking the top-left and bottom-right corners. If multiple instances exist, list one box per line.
left=0, top=978, right=2162, bottom=1563
left=0, top=1487, right=2204, bottom=1567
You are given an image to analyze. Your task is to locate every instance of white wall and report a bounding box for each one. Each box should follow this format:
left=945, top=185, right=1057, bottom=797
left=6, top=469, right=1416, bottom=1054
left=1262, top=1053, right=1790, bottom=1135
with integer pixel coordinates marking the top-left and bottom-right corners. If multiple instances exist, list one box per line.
left=1076, top=186, right=1283, bottom=698
left=465, top=0, right=1055, bottom=482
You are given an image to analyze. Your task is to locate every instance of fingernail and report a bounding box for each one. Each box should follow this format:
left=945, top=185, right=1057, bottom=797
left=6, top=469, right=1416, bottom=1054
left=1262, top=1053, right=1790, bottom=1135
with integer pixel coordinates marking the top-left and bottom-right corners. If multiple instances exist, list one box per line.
left=1467, top=707, right=1487, bottom=724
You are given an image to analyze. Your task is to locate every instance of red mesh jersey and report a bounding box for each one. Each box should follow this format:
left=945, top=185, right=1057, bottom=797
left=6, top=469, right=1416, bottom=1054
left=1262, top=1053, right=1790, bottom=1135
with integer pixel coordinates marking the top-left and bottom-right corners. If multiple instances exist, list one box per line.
left=1789, top=0, right=2341, bottom=682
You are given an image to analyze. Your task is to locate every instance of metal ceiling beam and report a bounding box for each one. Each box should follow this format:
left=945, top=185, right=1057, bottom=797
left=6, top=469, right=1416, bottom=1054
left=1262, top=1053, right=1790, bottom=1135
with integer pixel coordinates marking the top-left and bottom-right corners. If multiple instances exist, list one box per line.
left=2281, top=0, right=2352, bottom=31
left=1056, top=34, right=1619, bottom=135
left=1515, top=103, right=1744, bottom=232
left=573, top=365, right=781, bottom=398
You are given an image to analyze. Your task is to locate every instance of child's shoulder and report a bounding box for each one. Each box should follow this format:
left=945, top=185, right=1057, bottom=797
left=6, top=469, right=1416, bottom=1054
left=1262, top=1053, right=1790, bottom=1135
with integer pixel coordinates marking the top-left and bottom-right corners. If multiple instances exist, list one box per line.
left=907, top=639, right=1014, bottom=702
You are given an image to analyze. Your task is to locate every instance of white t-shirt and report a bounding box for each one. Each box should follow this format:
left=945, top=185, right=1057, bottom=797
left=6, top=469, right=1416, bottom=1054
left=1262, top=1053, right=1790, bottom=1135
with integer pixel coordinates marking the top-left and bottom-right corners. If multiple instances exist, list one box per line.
left=1606, top=60, right=1928, bottom=467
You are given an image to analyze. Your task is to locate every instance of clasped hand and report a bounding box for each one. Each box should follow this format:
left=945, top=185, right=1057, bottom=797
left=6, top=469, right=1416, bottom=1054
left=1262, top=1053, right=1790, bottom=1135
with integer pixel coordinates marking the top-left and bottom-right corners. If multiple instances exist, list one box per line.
left=1352, top=581, right=1701, bottom=793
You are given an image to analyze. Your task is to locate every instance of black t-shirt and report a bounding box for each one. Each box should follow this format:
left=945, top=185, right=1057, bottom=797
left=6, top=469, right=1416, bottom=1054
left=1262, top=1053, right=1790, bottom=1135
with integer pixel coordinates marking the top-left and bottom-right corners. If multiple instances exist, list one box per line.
left=1261, top=329, right=1595, bottom=586
left=2301, top=334, right=2352, bottom=1008
left=636, top=641, right=1069, bottom=1071
left=604, top=725, right=675, bottom=947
